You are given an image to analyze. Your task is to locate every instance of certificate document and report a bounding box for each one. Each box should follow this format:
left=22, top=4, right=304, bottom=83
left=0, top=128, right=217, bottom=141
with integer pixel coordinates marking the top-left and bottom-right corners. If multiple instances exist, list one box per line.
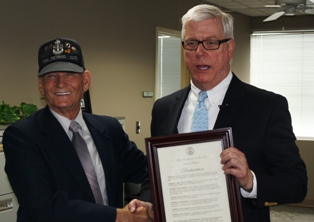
left=145, top=128, right=243, bottom=222
left=158, top=141, right=231, bottom=222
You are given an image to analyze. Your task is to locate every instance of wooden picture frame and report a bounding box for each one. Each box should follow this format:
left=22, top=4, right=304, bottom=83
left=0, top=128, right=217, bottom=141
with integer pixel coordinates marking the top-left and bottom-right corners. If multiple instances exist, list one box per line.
left=145, top=127, right=243, bottom=222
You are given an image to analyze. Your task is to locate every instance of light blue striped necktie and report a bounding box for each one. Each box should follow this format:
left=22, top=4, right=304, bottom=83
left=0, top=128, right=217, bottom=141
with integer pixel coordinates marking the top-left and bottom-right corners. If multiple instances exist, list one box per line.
left=191, top=91, right=208, bottom=132
left=69, top=121, right=104, bottom=205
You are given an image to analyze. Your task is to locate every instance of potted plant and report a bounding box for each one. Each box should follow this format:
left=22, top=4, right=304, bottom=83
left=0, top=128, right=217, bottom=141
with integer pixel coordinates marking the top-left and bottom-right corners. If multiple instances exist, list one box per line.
left=0, top=101, right=38, bottom=149
left=0, top=101, right=38, bottom=125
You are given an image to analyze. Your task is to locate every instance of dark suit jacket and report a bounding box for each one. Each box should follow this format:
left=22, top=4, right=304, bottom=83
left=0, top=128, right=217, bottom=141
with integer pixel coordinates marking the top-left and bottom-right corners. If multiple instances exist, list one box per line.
left=151, top=74, right=307, bottom=222
left=3, top=106, right=150, bottom=222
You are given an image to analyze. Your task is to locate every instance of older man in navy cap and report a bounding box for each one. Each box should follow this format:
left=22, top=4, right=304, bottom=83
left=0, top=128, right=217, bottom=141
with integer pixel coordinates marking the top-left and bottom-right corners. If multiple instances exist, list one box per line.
left=3, top=38, right=153, bottom=222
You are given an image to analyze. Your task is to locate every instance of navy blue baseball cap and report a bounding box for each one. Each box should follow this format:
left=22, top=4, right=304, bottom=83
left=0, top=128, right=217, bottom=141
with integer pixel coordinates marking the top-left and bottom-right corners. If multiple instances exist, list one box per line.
left=37, top=38, right=85, bottom=76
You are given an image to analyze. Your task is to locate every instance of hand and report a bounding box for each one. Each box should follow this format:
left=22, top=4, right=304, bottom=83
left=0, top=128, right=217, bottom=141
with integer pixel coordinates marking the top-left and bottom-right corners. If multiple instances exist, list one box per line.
left=116, top=199, right=154, bottom=222
left=220, top=147, right=253, bottom=191
left=128, top=199, right=153, bottom=214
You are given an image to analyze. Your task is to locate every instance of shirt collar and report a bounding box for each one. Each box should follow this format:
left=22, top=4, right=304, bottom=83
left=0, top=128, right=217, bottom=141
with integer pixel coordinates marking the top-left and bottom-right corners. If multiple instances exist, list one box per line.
left=49, top=108, right=84, bottom=136
left=190, top=71, right=232, bottom=103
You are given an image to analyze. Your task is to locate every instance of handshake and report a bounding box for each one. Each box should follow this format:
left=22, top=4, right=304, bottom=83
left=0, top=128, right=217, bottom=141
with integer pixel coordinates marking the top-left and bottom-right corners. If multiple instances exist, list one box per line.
left=116, top=199, right=154, bottom=222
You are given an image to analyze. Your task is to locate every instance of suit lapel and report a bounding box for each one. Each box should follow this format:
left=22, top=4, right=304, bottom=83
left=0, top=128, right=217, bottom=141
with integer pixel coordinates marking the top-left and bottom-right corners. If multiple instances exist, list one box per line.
left=214, top=74, right=246, bottom=129
left=168, top=86, right=190, bottom=134
left=38, top=107, right=94, bottom=201
left=83, top=114, right=115, bottom=205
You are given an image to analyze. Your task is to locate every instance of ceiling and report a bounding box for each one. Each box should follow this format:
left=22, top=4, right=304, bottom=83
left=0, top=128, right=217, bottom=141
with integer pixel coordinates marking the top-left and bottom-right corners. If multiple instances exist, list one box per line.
left=203, top=0, right=314, bottom=17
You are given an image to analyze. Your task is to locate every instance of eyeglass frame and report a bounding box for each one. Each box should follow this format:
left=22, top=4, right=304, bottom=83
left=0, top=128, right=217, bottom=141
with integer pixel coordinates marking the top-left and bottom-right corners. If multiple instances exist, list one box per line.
left=182, top=38, right=231, bottom=51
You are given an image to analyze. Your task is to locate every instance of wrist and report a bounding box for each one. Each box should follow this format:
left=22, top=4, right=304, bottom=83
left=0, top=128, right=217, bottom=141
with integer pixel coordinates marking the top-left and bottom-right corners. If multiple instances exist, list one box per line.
left=116, top=209, right=127, bottom=222
left=242, top=172, right=254, bottom=192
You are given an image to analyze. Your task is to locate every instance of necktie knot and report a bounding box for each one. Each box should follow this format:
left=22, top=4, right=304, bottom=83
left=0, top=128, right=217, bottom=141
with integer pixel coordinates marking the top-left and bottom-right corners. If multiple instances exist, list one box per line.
left=69, top=121, right=80, bottom=133
left=198, top=91, right=208, bottom=102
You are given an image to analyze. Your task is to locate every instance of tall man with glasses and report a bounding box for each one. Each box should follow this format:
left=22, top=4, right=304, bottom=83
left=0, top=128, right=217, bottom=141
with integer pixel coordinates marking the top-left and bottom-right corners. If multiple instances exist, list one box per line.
left=150, top=4, right=307, bottom=222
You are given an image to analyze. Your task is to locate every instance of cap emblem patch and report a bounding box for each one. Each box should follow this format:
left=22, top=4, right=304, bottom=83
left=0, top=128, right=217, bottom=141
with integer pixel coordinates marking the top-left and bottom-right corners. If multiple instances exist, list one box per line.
left=53, top=39, right=64, bottom=55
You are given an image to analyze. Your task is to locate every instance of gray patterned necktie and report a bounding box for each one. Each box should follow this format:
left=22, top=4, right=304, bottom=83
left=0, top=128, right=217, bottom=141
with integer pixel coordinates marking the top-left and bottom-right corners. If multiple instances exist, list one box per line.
left=191, top=91, right=208, bottom=132
left=69, top=121, right=104, bottom=205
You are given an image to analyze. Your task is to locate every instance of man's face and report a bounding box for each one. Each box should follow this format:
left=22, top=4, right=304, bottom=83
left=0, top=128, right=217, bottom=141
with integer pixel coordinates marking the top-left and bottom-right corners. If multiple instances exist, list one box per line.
left=38, top=71, right=90, bottom=117
left=183, top=18, right=235, bottom=90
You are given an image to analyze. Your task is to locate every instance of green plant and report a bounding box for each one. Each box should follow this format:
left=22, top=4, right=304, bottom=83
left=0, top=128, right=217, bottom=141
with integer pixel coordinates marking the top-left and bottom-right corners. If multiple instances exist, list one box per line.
left=0, top=101, right=38, bottom=125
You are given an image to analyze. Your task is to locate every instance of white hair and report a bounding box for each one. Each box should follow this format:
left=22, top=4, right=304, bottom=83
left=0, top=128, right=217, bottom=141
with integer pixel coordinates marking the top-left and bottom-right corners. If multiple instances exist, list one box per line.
left=181, top=4, right=234, bottom=40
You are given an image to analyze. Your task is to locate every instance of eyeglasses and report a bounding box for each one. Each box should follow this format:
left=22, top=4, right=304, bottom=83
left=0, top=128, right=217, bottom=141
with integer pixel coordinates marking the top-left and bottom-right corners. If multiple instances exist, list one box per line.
left=182, top=38, right=231, bottom=51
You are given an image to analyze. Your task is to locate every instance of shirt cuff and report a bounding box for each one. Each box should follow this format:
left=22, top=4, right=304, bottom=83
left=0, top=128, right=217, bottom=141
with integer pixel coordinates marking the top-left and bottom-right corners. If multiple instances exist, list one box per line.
left=240, top=170, right=257, bottom=198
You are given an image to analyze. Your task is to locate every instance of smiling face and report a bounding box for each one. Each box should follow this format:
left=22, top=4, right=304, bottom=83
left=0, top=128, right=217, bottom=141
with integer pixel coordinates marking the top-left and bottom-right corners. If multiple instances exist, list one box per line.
left=38, top=71, right=90, bottom=119
left=183, top=18, right=235, bottom=90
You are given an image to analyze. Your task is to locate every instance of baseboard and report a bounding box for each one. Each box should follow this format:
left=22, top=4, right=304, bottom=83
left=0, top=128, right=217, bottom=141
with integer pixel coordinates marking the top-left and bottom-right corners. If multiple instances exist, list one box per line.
left=290, top=199, right=314, bottom=208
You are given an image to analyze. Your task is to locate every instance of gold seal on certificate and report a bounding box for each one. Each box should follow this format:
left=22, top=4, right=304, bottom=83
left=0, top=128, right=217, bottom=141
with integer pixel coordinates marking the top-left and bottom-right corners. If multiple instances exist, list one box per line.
left=145, top=127, right=243, bottom=222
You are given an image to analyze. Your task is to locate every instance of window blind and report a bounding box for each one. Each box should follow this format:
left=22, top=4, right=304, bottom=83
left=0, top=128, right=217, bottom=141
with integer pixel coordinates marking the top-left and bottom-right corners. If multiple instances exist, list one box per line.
left=250, top=31, right=314, bottom=140
left=157, top=35, right=181, bottom=99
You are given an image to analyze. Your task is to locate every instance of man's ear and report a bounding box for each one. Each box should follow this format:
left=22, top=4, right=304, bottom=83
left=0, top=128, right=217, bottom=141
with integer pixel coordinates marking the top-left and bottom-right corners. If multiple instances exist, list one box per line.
left=38, top=78, right=44, bottom=95
left=228, top=39, right=235, bottom=60
left=83, top=70, right=91, bottom=91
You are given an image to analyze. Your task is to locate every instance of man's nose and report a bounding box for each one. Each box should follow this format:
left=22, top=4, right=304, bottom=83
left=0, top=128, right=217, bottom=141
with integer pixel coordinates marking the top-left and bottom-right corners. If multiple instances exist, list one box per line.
left=56, top=74, right=68, bottom=86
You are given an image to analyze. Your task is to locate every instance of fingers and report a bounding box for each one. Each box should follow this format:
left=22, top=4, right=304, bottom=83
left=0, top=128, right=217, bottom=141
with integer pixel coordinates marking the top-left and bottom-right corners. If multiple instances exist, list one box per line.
left=128, top=198, right=139, bottom=212
left=116, top=206, right=154, bottom=222
left=220, top=147, right=252, bottom=188
left=221, top=147, right=246, bottom=168
left=143, top=203, right=154, bottom=220
left=135, top=206, right=154, bottom=221
left=128, top=199, right=154, bottom=219
left=128, top=199, right=153, bottom=211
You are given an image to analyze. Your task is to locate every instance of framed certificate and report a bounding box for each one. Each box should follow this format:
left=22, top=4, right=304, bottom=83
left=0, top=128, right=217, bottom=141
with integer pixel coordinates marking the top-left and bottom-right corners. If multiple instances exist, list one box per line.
left=145, top=127, right=243, bottom=222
